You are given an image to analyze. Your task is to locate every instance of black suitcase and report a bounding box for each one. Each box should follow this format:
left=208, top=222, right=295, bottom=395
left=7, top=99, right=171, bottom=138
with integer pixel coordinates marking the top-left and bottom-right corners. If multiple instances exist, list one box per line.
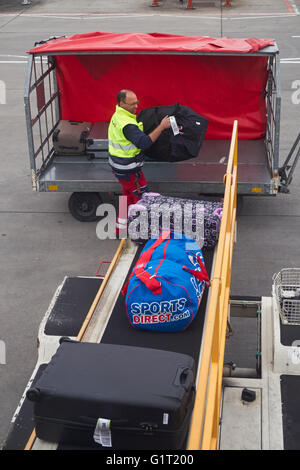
left=27, top=341, right=195, bottom=450
left=138, top=103, right=209, bottom=162
left=86, top=122, right=109, bottom=158
left=52, top=120, right=92, bottom=155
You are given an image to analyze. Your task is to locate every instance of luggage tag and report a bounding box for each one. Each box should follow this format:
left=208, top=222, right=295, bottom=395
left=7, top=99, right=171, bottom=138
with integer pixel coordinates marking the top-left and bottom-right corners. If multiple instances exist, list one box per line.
left=169, top=116, right=180, bottom=136
left=93, top=418, right=112, bottom=447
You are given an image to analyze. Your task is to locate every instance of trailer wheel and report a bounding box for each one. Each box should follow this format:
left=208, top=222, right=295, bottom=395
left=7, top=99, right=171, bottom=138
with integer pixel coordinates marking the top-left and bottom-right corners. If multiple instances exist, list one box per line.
left=68, top=192, right=102, bottom=222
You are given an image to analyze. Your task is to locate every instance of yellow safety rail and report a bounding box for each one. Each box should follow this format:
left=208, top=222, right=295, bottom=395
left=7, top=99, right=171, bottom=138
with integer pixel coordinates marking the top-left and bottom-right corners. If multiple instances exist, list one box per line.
left=187, top=120, right=238, bottom=450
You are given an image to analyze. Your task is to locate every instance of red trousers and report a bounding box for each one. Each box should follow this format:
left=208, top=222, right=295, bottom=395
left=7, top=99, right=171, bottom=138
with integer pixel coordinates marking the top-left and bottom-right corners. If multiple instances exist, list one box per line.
left=115, top=170, right=148, bottom=236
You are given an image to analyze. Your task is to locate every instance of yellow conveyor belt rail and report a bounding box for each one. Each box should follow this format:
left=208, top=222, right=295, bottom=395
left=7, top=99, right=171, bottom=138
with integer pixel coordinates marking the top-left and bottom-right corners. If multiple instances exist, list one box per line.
left=187, top=120, right=238, bottom=450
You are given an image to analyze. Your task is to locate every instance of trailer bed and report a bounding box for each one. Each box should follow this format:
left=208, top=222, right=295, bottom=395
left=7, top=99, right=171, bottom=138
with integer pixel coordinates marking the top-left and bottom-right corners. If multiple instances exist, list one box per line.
left=39, top=139, right=272, bottom=195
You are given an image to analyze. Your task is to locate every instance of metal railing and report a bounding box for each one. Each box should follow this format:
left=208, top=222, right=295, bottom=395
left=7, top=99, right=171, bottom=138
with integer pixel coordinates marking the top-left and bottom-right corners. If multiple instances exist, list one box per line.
left=187, top=120, right=238, bottom=450
left=24, top=54, right=60, bottom=190
left=265, top=54, right=281, bottom=177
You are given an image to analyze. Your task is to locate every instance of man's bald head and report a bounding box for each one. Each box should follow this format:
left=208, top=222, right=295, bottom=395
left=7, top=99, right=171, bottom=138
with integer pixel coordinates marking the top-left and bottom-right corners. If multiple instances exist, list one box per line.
left=117, top=89, right=139, bottom=114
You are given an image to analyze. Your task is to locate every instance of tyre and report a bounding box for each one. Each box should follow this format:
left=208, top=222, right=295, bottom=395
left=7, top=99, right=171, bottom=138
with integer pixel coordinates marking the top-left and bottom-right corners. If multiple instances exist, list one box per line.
left=68, top=192, right=102, bottom=222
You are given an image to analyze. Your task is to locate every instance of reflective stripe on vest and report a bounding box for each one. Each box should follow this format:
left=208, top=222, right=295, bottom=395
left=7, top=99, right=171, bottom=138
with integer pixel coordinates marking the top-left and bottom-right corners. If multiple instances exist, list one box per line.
left=108, top=156, right=143, bottom=171
left=108, top=140, right=137, bottom=152
left=108, top=105, right=144, bottom=159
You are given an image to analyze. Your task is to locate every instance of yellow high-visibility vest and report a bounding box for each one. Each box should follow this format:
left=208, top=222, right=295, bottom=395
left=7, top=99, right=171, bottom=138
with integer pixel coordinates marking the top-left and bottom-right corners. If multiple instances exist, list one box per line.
left=108, top=105, right=144, bottom=159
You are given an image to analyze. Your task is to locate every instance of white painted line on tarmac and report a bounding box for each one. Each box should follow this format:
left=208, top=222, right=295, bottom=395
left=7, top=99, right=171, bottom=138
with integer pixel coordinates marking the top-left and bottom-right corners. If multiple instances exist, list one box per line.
left=0, top=12, right=298, bottom=20
left=0, top=61, right=27, bottom=63
left=0, top=55, right=27, bottom=58
left=280, top=58, right=300, bottom=64
left=0, top=55, right=47, bottom=64
left=227, top=14, right=298, bottom=20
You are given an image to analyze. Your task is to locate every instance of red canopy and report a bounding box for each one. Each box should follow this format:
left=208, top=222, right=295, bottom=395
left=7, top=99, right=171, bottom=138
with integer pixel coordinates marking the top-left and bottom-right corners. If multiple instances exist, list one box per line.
left=28, top=31, right=274, bottom=54
left=27, top=32, right=275, bottom=140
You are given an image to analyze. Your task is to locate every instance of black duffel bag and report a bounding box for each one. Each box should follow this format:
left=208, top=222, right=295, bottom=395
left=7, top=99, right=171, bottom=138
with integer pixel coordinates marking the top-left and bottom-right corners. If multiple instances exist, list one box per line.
left=138, top=103, right=209, bottom=162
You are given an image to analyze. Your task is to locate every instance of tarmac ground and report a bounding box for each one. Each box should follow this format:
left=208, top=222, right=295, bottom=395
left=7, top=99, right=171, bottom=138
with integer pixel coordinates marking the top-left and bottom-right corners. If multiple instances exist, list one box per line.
left=0, top=0, right=300, bottom=448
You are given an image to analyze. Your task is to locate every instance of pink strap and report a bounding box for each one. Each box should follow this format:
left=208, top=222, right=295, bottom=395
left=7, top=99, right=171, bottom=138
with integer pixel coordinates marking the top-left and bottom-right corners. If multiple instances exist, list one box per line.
left=134, top=231, right=170, bottom=295
left=122, top=231, right=170, bottom=296
left=182, top=252, right=210, bottom=286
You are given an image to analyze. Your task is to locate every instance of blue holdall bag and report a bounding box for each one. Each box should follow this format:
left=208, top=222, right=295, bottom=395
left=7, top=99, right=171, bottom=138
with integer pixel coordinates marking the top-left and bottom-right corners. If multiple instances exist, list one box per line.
left=122, top=231, right=210, bottom=332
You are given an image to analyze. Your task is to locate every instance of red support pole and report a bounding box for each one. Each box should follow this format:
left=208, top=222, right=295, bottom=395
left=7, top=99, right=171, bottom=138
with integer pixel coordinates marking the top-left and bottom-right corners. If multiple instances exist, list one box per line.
left=224, top=0, right=232, bottom=6
left=151, top=0, right=160, bottom=6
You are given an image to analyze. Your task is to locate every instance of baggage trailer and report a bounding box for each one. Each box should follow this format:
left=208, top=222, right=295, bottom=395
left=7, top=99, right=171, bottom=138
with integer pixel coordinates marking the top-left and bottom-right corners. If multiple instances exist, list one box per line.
left=24, top=32, right=300, bottom=222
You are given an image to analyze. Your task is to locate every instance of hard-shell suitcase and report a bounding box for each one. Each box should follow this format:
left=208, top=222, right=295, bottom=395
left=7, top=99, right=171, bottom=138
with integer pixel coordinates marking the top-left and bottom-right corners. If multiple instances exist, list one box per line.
left=26, top=341, right=195, bottom=449
left=86, top=121, right=109, bottom=158
left=52, top=120, right=92, bottom=154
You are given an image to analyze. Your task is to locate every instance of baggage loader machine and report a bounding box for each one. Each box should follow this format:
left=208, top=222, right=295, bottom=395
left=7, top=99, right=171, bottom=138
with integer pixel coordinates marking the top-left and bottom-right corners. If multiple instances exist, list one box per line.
left=6, top=120, right=300, bottom=450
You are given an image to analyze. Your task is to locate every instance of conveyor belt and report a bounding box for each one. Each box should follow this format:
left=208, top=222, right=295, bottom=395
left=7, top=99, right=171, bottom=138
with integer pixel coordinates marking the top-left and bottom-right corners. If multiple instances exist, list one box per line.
left=281, top=375, right=300, bottom=450
left=100, top=246, right=214, bottom=364
left=280, top=323, right=300, bottom=347
left=44, top=277, right=103, bottom=337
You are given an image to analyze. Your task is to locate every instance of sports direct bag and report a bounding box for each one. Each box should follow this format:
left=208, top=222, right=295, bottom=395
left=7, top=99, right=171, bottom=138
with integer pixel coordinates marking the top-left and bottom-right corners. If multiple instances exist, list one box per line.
left=122, top=231, right=210, bottom=332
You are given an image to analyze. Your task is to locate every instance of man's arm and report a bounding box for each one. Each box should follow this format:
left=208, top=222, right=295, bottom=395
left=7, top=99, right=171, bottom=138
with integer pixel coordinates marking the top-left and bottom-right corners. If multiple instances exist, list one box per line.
left=123, top=116, right=171, bottom=149
left=148, top=116, right=171, bottom=143
left=123, top=125, right=152, bottom=150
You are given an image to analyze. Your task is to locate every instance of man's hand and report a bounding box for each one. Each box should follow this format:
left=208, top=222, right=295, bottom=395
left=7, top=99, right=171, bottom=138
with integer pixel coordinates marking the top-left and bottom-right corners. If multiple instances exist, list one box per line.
left=148, top=115, right=171, bottom=143
left=159, top=115, right=171, bottom=130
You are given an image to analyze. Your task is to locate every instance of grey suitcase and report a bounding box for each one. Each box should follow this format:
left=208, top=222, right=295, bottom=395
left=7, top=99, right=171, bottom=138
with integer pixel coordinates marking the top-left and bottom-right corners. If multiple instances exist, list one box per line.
left=86, top=122, right=109, bottom=158
left=52, top=120, right=92, bottom=155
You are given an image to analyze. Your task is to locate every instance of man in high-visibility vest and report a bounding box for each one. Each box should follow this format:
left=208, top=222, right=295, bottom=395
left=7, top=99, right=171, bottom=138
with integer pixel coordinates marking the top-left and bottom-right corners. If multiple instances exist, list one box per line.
left=108, top=89, right=171, bottom=236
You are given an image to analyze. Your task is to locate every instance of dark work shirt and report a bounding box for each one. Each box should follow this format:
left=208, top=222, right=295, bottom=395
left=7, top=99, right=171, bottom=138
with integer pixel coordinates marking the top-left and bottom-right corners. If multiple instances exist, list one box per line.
left=123, top=124, right=152, bottom=150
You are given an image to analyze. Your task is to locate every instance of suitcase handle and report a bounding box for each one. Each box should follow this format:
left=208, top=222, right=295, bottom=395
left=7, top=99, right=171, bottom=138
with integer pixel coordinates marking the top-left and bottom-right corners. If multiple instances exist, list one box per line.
left=174, top=367, right=194, bottom=391
left=52, top=128, right=60, bottom=142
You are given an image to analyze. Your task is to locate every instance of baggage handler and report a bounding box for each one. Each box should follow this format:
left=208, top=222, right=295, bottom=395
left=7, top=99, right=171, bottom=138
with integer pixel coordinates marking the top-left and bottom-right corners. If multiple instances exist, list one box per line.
left=108, top=89, right=171, bottom=236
